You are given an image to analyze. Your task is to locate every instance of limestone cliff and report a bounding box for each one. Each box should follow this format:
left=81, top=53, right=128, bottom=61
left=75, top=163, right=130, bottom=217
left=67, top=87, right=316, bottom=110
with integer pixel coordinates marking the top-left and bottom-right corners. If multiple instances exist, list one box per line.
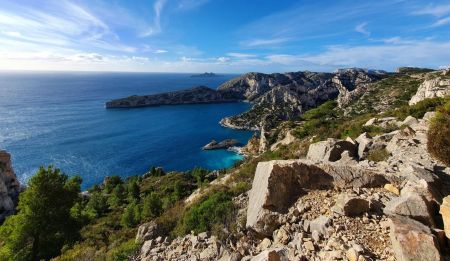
left=0, top=150, right=20, bottom=222
left=106, top=69, right=385, bottom=131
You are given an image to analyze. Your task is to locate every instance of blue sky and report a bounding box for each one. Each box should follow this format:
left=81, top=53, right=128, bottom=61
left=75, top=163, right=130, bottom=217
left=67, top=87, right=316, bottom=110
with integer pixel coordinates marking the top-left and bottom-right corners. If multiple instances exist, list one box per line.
left=0, top=0, right=449, bottom=73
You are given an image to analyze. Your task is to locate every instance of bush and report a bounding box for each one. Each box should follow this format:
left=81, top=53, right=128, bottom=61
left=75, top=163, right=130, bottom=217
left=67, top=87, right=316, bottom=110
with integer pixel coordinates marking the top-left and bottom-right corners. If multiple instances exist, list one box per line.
left=121, top=201, right=141, bottom=228
left=367, top=148, right=390, bottom=162
left=176, top=191, right=234, bottom=235
left=107, top=239, right=139, bottom=261
left=142, top=193, right=163, bottom=219
left=428, top=107, right=450, bottom=166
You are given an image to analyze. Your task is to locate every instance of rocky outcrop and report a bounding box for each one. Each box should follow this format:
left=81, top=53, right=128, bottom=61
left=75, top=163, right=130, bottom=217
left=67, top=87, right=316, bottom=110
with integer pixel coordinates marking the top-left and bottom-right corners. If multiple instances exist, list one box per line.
left=105, top=86, right=239, bottom=108
left=246, top=159, right=387, bottom=236
left=202, top=139, right=240, bottom=150
left=333, top=68, right=384, bottom=108
left=136, top=221, right=163, bottom=244
left=409, top=77, right=450, bottom=105
left=0, top=150, right=20, bottom=222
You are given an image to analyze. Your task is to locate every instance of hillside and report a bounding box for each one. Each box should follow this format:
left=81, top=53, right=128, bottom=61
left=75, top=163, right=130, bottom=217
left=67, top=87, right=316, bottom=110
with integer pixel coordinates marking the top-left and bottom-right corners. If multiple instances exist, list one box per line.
left=1, top=67, right=450, bottom=261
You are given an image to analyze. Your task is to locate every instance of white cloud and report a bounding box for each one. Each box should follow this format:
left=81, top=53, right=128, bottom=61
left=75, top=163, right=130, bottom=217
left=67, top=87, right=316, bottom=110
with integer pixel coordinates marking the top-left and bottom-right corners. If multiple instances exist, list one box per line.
left=140, top=0, right=167, bottom=37
left=242, top=38, right=290, bottom=47
left=413, top=4, right=450, bottom=17
left=154, top=49, right=168, bottom=54
left=432, top=16, right=450, bottom=27
left=217, top=57, right=230, bottom=63
left=227, top=52, right=257, bottom=58
left=355, top=22, right=370, bottom=36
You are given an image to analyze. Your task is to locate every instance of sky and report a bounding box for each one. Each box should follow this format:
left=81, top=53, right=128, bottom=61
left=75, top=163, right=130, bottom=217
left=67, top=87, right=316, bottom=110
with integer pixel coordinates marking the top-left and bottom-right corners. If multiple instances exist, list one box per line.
left=0, top=0, right=450, bottom=73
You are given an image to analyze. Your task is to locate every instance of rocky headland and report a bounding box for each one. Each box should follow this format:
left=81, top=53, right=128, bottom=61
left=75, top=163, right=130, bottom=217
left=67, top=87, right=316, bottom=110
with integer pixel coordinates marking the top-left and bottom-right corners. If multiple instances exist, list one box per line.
left=106, top=68, right=385, bottom=130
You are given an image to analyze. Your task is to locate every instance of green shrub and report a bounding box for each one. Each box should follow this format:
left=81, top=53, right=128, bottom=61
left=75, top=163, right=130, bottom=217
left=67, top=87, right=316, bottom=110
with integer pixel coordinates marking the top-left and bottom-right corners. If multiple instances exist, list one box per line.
left=121, top=201, right=141, bottom=228
left=142, top=193, right=163, bottom=219
left=107, top=239, right=139, bottom=261
left=367, top=148, right=390, bottom=162
left=176, top=191, right=234, bottom=235
left=428, top=108, right=450, bottom=166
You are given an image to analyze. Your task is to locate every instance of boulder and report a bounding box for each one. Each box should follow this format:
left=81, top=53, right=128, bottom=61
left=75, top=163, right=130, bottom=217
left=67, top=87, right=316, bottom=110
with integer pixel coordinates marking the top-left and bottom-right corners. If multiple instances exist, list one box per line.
left=250, top=249, right=280, bottom=261
left=402, top=116, right=419, bottom=127
left=364, top=118, right=377, bottom=126
left=246, top=160, right=387, bottom=235
left=307, top=138, right=357, bottom=162
left=384, top=192, right=435, bottom=227
left=439, top=196, right=450, bottom=239
left=310, top=215, right=332, bottom=236
left=332, top=193, right=370, bottom=216
left=384, top=184, right=400, bottom=195
left=389, top=216, right=442, bottom=261
left=0, top=150, right=20, bottom=222
left=136, top=221, right=163, bottom=243
left=355, top=132, right=372, bottom=159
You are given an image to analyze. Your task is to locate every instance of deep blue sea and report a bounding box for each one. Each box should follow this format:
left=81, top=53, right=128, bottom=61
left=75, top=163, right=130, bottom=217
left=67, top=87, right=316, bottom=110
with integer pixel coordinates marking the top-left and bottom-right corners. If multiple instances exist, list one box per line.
left=0, top=72, right=253, bottom=189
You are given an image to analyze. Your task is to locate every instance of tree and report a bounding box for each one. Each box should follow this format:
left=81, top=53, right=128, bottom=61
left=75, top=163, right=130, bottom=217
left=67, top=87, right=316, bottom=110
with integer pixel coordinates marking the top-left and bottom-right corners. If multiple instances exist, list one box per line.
left=127, top=179, right=140, bottom=202
left=142, top=193, right=163, bottom=219
left=0, top=166, right=82, bottom=261
left=107, top=184, right=126, bottom=209
left=121, top=201, right=141, bottom=228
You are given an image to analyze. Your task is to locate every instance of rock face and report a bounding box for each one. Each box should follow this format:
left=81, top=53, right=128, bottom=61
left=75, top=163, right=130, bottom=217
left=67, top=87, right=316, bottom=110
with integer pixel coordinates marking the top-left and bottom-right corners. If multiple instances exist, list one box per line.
left=107, top=69, right=385, bottom=130
left=0, top=150, right=20, bottom=222
left=105, top=86, right=239, bottom=108
left=246, top=159, right=387, bottom=235
left=202, top=139, right=240, bottom=150
left=389, top=216, right=442, bottom=261
left=409, top=77, right=450, bottom=105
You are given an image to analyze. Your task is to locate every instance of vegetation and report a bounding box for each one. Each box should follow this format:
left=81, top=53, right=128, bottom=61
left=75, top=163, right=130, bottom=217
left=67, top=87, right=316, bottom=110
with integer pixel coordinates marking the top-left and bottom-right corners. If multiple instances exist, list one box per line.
left=367, top=148, right=390, bottom=162
left=0, top=166, right=82, bottom=261
left=427, top=98, right=450, bottom=166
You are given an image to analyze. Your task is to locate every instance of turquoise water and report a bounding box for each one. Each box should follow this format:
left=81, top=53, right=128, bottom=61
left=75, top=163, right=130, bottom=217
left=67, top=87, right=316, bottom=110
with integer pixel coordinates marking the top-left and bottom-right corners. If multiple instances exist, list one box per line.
left=0, top=72, right=253, bottom=189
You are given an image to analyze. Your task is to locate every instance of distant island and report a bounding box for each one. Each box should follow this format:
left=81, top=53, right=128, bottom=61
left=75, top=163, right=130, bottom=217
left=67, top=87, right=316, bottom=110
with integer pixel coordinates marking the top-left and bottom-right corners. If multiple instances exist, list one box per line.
left=190, top=72, right=220, bottom=78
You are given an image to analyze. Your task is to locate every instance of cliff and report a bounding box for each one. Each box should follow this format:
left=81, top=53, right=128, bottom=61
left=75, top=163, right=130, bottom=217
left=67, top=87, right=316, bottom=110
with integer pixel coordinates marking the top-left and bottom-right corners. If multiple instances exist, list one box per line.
left=0, top=150, right=20, bottom=222
left=106, top=69, right=384, bottom=130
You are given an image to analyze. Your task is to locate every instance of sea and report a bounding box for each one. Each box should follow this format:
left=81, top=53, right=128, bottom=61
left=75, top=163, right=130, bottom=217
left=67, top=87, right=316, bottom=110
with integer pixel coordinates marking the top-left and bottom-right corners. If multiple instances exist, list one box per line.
left=0, top=72, right=253, bottom=189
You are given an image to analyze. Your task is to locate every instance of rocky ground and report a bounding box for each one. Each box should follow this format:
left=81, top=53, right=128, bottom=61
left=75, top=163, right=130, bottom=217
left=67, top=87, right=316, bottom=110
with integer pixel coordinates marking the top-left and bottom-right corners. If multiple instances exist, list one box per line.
left=137, top=104, right=450, bottom=260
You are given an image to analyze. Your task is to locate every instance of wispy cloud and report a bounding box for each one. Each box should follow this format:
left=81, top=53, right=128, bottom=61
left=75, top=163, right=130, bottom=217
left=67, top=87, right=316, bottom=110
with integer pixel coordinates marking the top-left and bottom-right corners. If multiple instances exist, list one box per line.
left=355, top=22, right=370, bottom=36
left=227, top=52, right=258, bottom=58
left=242, top=38, right=290, bottom=47
left=154, top=49, right=168, bottom=54
left=413, top=4, right=450, bottom=17
left=140, top=0, right=167, bottom=37
left=177, top=0, right=210, bottom=11
left=432, top=16, right=450, bottom=27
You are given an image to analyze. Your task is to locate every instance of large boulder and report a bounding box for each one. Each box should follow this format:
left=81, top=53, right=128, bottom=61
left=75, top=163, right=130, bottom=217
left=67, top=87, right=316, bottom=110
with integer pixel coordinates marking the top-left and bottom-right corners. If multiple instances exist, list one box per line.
left=307, top=138, right=357, bottom=162
left=389, top=216, right=442, bottom=261
left=246, top=160, right=387, bottom=235
left=0, top=150, right=20, bottom=222
left=384, top=192, right=435, bottom=227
